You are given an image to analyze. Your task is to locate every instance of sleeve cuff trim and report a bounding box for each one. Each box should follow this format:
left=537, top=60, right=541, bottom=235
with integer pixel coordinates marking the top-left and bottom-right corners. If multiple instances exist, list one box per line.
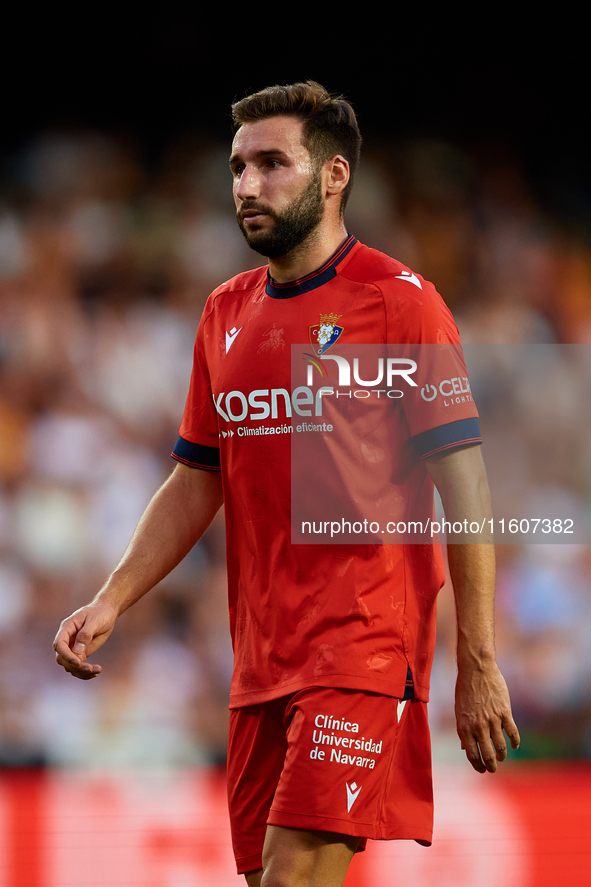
left=171, top=436, right=221, bottom=470
left=413, top=417, right=482, bottom=459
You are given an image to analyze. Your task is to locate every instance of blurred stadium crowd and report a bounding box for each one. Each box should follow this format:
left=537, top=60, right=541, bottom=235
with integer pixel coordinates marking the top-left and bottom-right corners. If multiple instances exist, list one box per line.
left=1, top=128, right=591, bottom=770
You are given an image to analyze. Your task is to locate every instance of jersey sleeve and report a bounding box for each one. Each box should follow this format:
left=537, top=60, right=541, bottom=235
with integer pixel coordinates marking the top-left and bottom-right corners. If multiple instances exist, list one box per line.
left=385, top=274, right=482, bottom=459
left=171, top=304, right=221, bottom=472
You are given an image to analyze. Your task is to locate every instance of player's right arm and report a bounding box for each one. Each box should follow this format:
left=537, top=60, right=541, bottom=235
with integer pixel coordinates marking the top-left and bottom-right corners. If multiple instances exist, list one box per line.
left=53, top=463, right=223, bottom=680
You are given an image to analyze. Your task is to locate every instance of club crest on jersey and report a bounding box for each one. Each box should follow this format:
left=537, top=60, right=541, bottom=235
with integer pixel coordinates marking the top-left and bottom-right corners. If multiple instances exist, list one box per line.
left=309, top=313, right=344, bottom=356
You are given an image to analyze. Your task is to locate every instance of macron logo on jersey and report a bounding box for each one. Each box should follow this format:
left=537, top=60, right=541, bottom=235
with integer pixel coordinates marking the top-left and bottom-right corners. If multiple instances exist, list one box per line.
left=395, top=270, right=422, bottom=289
left=225, top=326, right=243, bottom=353
left=346, top=781, right=362, bottom=812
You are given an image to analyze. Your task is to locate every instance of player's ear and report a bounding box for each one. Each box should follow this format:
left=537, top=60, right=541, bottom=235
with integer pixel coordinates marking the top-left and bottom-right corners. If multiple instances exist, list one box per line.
left=324, top=155, right=350, bottom=199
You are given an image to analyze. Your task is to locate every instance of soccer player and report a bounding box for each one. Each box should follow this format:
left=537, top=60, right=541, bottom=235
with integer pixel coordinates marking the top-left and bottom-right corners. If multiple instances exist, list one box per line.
left=53, top=81, right=520, bottom=887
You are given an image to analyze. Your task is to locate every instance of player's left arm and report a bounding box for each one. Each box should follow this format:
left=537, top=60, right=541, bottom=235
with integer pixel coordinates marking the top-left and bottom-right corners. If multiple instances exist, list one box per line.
left=425, top=445, right=520, bottom=773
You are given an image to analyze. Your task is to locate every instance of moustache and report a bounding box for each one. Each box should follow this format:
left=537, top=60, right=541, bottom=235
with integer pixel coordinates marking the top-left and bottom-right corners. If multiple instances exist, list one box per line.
left=237, top=202, right=276, bottom=222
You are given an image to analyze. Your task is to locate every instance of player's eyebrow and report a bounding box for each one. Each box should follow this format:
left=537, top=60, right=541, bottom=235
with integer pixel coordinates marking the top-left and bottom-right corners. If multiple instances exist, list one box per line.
left=229, top=148, right=289, bottom=168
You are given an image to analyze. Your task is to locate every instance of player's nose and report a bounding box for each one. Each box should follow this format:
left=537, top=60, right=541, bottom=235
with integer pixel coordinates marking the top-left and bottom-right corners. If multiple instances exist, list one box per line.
left=234, top=165, right=261, bottom=201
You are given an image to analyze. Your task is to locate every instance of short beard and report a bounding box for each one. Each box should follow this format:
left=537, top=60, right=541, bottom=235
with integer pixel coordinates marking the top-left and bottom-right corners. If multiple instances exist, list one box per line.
left=236, top=172, right=325, bottom=259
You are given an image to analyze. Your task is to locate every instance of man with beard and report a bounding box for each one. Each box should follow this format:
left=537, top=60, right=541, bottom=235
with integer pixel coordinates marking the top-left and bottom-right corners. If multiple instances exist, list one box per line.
left=53, top=82, right=519, bottom=887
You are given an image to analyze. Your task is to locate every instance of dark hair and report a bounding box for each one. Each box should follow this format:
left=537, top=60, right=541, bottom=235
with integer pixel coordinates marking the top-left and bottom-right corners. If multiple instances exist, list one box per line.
left=231, top=80, right=362, bottom=213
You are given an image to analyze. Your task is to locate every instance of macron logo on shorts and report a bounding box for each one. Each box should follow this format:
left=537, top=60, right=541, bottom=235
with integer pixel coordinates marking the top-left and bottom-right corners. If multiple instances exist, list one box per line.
left=346, top=781, right=362, bottom=812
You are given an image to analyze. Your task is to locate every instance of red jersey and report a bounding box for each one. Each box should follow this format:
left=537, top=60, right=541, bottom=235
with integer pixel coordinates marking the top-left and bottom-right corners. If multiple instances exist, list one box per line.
left=173, top=236, right=480, bottom=708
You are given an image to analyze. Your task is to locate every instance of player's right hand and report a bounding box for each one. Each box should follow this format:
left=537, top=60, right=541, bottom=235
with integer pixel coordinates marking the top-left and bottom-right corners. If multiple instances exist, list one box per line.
left=53, top=602, right=118, bottom=680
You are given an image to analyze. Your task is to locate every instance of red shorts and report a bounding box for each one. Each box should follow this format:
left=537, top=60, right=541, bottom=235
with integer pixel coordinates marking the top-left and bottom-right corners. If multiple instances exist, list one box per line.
left=227, top=687, right=433, bottom=875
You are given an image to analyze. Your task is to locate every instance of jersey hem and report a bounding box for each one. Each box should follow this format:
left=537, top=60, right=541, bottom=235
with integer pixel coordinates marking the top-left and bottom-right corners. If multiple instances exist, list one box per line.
left=228, top=672, right=429, bottom=709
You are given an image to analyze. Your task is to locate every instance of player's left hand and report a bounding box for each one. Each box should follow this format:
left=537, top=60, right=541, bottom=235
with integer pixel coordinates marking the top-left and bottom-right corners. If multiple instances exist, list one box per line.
left=455, top=660, right=520, bottom=773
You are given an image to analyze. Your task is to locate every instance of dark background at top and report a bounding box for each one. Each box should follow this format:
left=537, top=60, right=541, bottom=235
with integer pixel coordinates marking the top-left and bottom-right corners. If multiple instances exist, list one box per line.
left=2, top=18, right=589, bottom=224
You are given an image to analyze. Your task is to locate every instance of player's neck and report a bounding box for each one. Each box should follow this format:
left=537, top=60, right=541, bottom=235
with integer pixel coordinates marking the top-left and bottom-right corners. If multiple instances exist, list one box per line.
left=267, top=221, right=349, bottom=285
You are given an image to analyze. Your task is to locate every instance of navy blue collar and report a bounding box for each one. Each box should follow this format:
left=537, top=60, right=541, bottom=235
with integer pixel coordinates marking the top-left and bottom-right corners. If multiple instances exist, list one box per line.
left=265, top=234, right=357, bottom=299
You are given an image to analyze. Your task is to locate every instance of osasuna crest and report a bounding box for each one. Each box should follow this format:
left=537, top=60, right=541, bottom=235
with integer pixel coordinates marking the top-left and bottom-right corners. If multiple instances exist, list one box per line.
left=309, top=313, right=344, bottom=356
